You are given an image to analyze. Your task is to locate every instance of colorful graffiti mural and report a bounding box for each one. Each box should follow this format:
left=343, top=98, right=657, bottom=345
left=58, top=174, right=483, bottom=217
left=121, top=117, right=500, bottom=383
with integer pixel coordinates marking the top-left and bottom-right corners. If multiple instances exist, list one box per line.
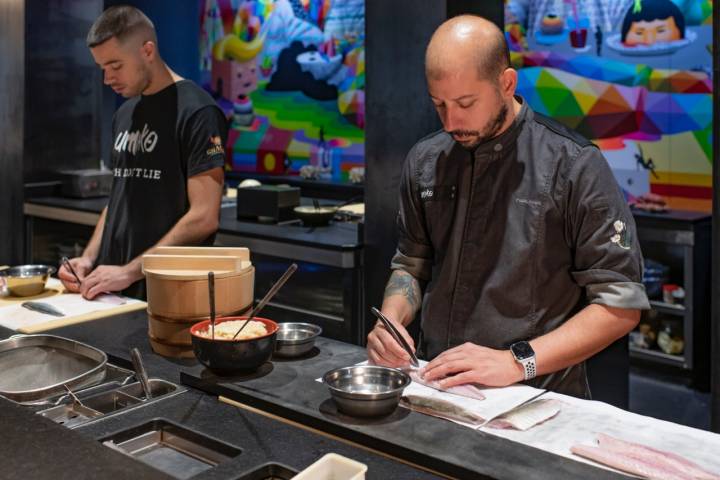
left=505, top=0, right=713, bottom=211
left=200, top=0, right=364, bottom=181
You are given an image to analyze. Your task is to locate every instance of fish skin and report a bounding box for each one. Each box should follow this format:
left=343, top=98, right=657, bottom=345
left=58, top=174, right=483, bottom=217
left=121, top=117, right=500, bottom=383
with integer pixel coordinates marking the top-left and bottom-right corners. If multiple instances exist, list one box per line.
left=406, top=369, right=486, bottom=401
left=486, top=399, right=561, bottom=431
left=596, top=433, right=720, bottom=480
left=571, top=444, right=696, bottom=480
left=401, top=395, right=485, bottom=426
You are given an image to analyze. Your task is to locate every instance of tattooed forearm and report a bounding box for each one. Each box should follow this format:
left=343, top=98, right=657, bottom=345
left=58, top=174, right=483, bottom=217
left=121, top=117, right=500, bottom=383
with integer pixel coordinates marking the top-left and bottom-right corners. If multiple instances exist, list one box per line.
left=384, top=270, right=422, bottom=313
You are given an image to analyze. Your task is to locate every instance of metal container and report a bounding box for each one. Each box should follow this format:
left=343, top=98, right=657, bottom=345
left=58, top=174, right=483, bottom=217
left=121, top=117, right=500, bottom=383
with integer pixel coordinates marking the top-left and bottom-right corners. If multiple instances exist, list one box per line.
left=293, top=206, right=337, bottom=227
left=0, top=265, right=56, bottom=297
left=0, top=334, right=107, bottom=404
left=322, top=365, right=410, bottom=417
left=274, top=322, right=322, bottom=358
left=190, top=317, right=278, bottom=374
left=101, top=419, right=242, bottom=479
left=38, top=379, right=187, bottom=428
left=59, top=168, right=113, bottom=198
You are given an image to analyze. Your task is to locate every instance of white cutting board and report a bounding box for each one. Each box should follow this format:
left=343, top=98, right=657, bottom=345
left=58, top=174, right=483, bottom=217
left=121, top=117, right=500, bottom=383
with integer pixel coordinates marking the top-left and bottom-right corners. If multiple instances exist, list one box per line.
left=0, top=278, right=146, bottom=333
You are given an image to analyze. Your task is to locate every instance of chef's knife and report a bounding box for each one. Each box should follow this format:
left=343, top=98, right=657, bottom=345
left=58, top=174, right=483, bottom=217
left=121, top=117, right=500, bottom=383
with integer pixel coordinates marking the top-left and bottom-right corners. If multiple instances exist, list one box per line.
left=370, top=306, right=419, bottom=368
left=21, top=301, right=65, bottom=317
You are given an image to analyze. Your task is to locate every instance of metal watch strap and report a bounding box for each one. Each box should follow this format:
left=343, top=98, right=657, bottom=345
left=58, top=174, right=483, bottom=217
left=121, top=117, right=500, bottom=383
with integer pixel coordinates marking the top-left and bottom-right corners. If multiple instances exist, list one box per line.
left=520, top=357, right=536, bottom=380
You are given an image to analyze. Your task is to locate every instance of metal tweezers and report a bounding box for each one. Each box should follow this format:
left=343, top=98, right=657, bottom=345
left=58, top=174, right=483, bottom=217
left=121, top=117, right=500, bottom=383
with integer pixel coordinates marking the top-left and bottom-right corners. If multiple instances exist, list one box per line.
left=370, top=307, right=419, bottom=368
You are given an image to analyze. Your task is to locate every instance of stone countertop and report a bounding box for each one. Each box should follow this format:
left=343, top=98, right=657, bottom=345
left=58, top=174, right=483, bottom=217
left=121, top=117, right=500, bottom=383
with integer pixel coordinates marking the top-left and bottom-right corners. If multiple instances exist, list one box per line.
left=1, top=312, right=628, bottom=480
left=0, top=316, right=437, bottom=479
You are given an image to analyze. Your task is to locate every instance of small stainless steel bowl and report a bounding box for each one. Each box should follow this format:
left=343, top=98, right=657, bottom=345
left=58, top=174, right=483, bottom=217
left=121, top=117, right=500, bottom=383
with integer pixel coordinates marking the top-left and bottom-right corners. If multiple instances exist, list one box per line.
left=274, top=322, right=322, bottom=358
left=0, top=265, right=56, bottom=297
left=323, top=365, right=410, bottom=417
left=294, top=206, right=337, bottom=227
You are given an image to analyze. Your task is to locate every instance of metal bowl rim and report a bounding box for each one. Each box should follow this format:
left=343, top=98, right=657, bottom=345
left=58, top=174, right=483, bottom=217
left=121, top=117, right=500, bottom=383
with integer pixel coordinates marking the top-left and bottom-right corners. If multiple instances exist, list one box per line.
left=276, top=323, right=322, bottom=344
left=1, top=265, right=56, bottom=278
left=322, top=365, right=411, bottom=398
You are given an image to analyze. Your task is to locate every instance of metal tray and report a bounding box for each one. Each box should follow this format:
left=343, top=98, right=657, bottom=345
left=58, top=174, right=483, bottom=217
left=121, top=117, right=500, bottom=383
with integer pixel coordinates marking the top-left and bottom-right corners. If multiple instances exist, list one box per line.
left=0, top=334, right=107, bottom=404
left=38, top=379, right=187, bottom=428
left=102, top=419, right=242, bottom=479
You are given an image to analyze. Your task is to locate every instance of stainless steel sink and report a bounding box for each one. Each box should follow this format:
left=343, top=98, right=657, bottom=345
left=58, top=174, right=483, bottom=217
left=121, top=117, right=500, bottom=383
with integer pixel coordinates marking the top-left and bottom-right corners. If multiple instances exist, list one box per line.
left=37, top=379, right=186, bottom=428
left=101, top=419, right=242, bottom=480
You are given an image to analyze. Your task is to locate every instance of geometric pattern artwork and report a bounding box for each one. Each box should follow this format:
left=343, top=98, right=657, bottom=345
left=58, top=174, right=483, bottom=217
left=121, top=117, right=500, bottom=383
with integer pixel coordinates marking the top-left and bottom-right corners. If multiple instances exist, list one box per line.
left=512, top=51, right=712, bottom=94
left=516, top=66, right=712, bottom=144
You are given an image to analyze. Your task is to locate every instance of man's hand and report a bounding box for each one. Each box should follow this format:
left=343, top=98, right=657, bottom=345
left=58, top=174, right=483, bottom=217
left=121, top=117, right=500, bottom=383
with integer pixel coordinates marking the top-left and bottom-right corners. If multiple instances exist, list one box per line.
left=58, top=257, right=94, bottom=293
left=366, top=313, right=416, bottom=368
left=80, top=265, right=137, bottom=300
left=421, top=342, right=525, bottom=388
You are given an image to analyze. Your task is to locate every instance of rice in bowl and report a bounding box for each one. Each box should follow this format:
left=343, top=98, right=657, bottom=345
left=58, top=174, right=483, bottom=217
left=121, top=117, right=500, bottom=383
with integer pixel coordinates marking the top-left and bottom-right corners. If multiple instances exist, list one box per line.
left=197, top=320, right=268, bottom=340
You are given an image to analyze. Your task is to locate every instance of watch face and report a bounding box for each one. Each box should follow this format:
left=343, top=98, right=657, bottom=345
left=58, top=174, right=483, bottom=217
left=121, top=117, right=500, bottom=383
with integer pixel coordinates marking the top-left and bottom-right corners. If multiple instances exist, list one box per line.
left=511, top=341, right=534, bottom=360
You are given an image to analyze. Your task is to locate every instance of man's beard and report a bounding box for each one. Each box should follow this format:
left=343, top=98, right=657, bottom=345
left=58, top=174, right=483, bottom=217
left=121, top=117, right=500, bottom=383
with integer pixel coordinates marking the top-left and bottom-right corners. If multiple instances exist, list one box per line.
left=449, top=101, right=509, bottom=149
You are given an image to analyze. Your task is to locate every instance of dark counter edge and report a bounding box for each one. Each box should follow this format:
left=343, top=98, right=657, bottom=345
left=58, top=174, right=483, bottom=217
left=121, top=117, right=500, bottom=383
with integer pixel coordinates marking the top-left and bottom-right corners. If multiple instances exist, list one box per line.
left=180, top=369, right=628, bottom=480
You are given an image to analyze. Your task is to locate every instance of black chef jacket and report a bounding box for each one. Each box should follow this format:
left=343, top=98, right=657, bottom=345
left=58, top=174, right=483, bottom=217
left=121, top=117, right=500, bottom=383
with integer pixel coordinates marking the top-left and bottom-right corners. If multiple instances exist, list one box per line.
left=391, top=96, right=649, bottom=398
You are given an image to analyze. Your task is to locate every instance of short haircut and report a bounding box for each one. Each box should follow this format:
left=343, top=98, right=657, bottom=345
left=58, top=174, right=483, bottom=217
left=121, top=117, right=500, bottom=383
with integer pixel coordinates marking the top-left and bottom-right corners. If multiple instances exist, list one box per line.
left=86, top=5, right=156, bottom=48
left=426, top=15, right=511, bottom=84
left=620, top=0, right=685, bottom=42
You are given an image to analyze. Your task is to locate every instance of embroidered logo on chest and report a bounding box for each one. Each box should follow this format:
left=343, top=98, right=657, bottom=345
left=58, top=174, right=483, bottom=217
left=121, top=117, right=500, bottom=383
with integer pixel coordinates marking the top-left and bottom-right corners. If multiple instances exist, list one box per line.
left=420, top=188, right=434, bottom=199
left=611, top=220, right=631, bottom=250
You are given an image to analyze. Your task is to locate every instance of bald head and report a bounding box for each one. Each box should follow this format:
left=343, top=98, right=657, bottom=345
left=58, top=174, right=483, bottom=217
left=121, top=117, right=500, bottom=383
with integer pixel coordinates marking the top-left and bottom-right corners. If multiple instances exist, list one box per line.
left=426, top=15, right=510, bottom=84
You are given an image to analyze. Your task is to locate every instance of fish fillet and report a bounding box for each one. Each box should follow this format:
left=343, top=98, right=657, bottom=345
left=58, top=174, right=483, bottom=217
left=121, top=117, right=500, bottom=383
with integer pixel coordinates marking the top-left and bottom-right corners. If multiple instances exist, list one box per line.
left=95, top=293, right=127, bottom=305
left=401, top=395, right=485, bottom=426
left=486, top=399, right=561, bottom=431
left=571, top=444, right=696, bottom=480
left=595, top=433, right=720, bottom=480
left=406, top=369, right=486, bottom=401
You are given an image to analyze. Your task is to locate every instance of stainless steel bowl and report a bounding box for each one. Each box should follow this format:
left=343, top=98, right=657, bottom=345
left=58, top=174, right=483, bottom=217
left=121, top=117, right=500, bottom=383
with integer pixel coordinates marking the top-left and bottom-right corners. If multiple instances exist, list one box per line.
left=274, top=322, right=322, bottom=358
left=0, top=265, right=56, bottom=297
left=323, top=365, right=411, bottom=417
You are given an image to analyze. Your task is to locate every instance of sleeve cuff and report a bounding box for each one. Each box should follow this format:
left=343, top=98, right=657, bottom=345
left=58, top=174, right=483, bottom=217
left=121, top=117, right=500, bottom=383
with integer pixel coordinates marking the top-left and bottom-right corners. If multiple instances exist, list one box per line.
left=586, top=281, right=650, bottom=310
left=390, top=249, right=432, bottom=282
left=188, top=156, right=225, bottom=177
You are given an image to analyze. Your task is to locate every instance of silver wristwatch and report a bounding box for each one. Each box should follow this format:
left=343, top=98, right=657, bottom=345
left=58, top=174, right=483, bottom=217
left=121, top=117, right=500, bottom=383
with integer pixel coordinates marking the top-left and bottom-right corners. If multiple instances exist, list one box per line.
left=510, top=341, right=537, bottom=380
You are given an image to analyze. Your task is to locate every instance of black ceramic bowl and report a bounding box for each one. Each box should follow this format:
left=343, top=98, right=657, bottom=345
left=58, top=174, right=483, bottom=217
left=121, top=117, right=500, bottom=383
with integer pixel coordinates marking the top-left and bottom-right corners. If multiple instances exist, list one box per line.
left=190, top=316, right=278, bottom=374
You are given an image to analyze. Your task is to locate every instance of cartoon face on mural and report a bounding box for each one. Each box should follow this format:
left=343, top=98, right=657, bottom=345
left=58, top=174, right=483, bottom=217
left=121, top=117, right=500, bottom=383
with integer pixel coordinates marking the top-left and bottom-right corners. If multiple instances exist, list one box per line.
left=621, top=0, right=685, bottom=46
left=212, top=55, right=259, bottom=100
left=211, top=33, right=264, bottom=101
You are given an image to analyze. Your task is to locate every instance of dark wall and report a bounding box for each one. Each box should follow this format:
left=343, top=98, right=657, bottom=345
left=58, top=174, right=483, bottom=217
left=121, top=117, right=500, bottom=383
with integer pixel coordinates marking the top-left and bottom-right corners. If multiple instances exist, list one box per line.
left=446, top=0, right=504, bottom=24
left=0, top=0, right=25, bottom=264
left=363, top=0, right=445, bottom=337
left=24, top=0, right=104, bottom=181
